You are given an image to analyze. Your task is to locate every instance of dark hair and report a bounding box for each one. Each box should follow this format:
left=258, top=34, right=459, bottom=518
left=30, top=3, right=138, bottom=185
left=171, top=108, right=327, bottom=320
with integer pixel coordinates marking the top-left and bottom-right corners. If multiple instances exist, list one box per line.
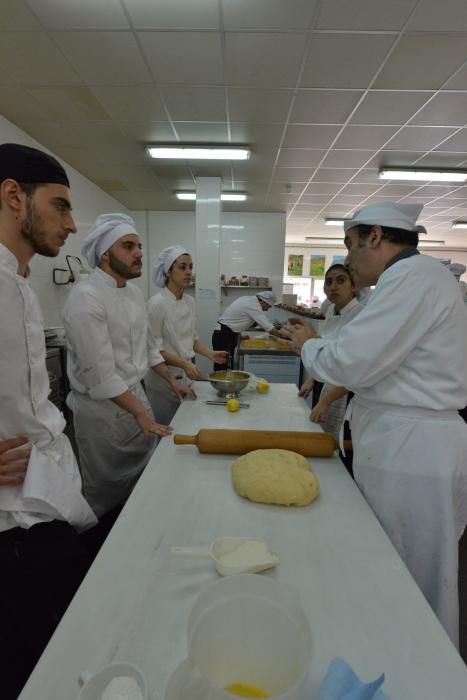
left=0, top=181, right=41, bottom=210
left=325, top=263, right=355, bottom=285
left=354, top=224, right=418, bottom=247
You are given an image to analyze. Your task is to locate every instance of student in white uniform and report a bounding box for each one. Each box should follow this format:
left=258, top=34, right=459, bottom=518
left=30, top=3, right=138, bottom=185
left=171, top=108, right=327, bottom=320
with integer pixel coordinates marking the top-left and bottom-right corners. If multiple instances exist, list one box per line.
left=146, top=246, right=228, bottom=424
left=0, top=143, right=98, bottom=698
left=63, top=214, right=176, bottom=518
left=284, top=202, right=467, bottom=648
left=212, top=291, right=285, bottom=370
left=299, top=264, right=363, bottom=442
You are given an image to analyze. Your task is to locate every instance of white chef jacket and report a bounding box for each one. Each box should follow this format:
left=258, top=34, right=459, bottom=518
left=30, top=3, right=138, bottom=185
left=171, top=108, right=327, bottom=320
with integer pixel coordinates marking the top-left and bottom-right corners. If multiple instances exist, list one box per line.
left=301, top=252, right=467, bottom=646
left=0, top=244, right=97, bottom=532
left=147, top=287, right=199, bottom=373
left=218, top=295, right=274, bottom=333
left=63, top=268, right=148, bottom=398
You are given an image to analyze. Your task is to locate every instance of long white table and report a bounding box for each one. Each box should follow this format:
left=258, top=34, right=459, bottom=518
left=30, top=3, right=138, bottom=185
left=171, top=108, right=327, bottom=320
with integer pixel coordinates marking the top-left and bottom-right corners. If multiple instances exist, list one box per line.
left=20, top=384, right=467, bottom=699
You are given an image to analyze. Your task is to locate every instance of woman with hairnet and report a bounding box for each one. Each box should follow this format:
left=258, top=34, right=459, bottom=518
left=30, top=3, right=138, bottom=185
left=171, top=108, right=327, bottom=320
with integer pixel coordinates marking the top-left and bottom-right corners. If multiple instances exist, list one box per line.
left=212, top=290, right=286, bottom=370
left=145, top=247, right=228, bottom=425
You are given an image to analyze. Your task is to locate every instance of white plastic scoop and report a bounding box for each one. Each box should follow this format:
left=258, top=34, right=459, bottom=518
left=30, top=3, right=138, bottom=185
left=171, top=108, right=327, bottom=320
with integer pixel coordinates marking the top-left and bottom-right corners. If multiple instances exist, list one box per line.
left=171, top=537, right=279, bottom=577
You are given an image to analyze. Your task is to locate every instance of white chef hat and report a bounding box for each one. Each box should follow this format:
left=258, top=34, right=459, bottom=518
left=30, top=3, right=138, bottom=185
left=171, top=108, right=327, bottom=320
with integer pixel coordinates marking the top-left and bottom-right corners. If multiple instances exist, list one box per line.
left=152, top=245, right=190, bottom=287
left=256, top=291, right=277, bottom=307
left=447, top=262, right=466, bottom=279
left=343, top=202, right=426, bottom=234
left=82, top=213, right=138, bottom=268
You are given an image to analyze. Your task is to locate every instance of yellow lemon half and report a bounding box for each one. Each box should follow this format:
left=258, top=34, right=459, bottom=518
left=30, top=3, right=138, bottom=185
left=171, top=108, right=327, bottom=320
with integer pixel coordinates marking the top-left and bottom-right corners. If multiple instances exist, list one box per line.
left=256, top=379, right=269, bottom=394
left=224, top=683, right=270, bottom=698
left=226, top=398, right=240, bottom=412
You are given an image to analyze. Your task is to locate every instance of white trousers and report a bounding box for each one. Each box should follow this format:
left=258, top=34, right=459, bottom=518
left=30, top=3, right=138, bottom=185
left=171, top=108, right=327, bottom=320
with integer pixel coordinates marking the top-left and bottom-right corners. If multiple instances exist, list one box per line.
left=350, top=397, right=467, bottom=648
left=68, top=384, right=157, bottom=518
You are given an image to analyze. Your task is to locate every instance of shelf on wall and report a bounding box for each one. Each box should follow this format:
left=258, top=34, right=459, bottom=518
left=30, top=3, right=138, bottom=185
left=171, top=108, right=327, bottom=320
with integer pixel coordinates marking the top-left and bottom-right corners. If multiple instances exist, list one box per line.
left=220, top=285, right=272, bottom=289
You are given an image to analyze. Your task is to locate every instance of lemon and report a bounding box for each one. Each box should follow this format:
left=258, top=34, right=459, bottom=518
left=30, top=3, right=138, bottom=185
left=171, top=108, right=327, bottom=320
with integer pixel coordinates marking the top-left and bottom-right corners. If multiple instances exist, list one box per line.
left=226, top=398, right=240, bottom=412
left=256, top=379, right=269, bottom=394
left=224, top=683, right=270, bottom=698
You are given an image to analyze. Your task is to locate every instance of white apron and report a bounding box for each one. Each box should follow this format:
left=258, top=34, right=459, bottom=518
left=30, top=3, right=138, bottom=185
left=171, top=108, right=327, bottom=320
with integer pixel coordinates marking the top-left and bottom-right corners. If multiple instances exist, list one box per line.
left=68, top=383, right=157, bottom=518
left=349, top=396, right=467, bottom=648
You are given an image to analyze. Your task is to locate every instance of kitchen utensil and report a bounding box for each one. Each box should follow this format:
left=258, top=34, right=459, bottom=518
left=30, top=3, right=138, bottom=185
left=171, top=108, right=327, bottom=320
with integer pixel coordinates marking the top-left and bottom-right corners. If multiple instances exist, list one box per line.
left=208, top=370, right=251, bottom=398
left=205, top=400, right=250, bottom=408
left=77, top=662, right=147, bottom=700
left=171, top=537, right=279, bottom=576
left=174, top=428, right=351, bottom=457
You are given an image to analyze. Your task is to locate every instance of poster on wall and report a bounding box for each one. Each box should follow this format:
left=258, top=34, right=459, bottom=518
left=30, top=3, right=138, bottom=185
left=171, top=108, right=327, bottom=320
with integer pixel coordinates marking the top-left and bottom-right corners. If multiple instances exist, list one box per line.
left=332, top=255, right=347, bottom=265
left=309, top=255, right=325, bottom=277
left=287, top=254, right=303, bottom=276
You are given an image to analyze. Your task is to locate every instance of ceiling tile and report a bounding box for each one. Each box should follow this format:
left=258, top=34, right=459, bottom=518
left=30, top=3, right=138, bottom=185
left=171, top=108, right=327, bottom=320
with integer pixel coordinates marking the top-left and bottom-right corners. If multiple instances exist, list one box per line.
left=385, top=126, right=458, bottom=150
left=415, top=185, right=467, bottom=197
left=115, top=191, right=178, bottom=210
left=0, top=86, right=56, bottom=122
left=377, top=183, right=425, bottom=196
left=317, top=0, right=417, bottom=30
left=407, top=0, right=467, bottom=30
left=230, top=123, right=284, bottom=148
left=366, top=150, right=425, bottom=167
left=334, top=125, right=399, bottom=149
left=90, top=86, right=167, bottom=122
left=409, top=93, right=467, bottom=127
left=26, top=86, right=110, bottom=121
left=228, top=88, right=292, bottom=122
left=161, top=86, right=227, bottom=121
left=139, top=31, right=223, bottom=84
left=0, top=1, right=42, bottom=29
left=349, top=90, right=435, bottom=126
left=278, top=149, right=325, bottom=168
left=302, top=182, right=343, bottom=195
left=282, top=125, right=341, bottom=148
left=117, top=120, right=177, bottom=146
left=223, top=0, right=318, bottom=30
left=124, top=0, right=219, bottom=29
left=443, top=63, right=467, bottom=90
left=291, top=90, right=364, bottom=123
left=52, top=31, right=152, bottom=84
left=414, top=151, right=467, bottom=168
left=173, top=122, right=229, bottom=141
left=300, top=34, right=395, bottom=88
left=30, top=0, right=129, bottom=28
left=321, top=150, right=374, bottom=168
left=0, top=32, right=82, bottom=84
left=373, top=33, right=467, bottom=89
left=273, top=167, right=319, bottom=182
left=314, top=168, right=360, bottom=183
left=339, top=183, right=383, bottom=196
left=225, top=32, right=307, bottom=87
left=349, top=169, right=381, bottom=184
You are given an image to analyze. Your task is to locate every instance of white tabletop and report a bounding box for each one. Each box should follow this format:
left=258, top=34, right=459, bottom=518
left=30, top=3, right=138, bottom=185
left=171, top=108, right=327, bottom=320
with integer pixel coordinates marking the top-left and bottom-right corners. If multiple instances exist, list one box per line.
left=20, top=383, right=467, bottom=700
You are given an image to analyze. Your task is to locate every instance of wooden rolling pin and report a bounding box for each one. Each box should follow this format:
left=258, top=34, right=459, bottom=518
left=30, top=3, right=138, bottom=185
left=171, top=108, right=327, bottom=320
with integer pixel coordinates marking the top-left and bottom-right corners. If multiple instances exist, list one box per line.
left=174, top=429, right=352, bottom=457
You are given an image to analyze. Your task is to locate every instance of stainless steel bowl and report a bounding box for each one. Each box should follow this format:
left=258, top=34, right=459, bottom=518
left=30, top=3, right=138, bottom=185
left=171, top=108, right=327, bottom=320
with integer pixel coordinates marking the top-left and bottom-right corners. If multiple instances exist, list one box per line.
left=208, top=370, right=251, bottom=398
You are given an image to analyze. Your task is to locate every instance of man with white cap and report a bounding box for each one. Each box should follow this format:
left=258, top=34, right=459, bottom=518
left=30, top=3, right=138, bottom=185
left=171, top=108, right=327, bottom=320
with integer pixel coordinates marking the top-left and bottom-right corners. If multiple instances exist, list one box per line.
left=146, top=246, right=228, bottom=424
left=284, top=202, right=467, bottom=648
left=212, top=290, right=284, bottom=370
left=63, top=213, right=183, bottom=518
left=0, top=143, right=98, bottom=697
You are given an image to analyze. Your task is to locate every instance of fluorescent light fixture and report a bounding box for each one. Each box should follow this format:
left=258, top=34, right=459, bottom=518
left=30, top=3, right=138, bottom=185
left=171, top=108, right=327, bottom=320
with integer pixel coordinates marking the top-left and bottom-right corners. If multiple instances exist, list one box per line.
left=452, top=221, right=467, bottom=229
left=305, top=237, right=345, bottom=245
left=148, top=146, right=250, bottom=160
left=418, top=240, right=445, bottom=247
left=324, top=218, right=349, bottom=226
left=175, top=191, right=247, bottom=201
left=379, top=168, right=467, bottom=183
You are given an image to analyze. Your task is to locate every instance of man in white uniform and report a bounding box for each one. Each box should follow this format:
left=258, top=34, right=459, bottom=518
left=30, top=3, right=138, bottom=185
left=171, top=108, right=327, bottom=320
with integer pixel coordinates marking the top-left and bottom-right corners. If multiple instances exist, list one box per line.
left=284, top=202, right=467, bottom=648
left=63, top=214, right=179, bottom=518
left=0, top=143, right=98, bottom=697
left=212, top=291, right=284, bottom=370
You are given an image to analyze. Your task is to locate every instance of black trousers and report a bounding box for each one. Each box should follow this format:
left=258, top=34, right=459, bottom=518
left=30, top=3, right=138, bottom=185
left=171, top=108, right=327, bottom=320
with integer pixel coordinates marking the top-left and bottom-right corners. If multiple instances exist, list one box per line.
left=212, top=325, right=239, bottom=371
left=0, top=507, right=121, bottom=699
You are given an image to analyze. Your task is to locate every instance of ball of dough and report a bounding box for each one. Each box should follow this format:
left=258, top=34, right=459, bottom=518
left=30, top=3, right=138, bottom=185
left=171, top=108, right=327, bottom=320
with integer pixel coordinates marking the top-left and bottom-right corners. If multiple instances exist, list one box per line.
left=231, top=449, right=319, bottom=507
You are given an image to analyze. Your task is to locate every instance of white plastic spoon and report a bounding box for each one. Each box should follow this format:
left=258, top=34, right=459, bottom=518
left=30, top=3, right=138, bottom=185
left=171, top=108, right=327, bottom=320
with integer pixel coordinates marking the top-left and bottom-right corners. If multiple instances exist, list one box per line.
left=171, top=537, right=279, bottom=577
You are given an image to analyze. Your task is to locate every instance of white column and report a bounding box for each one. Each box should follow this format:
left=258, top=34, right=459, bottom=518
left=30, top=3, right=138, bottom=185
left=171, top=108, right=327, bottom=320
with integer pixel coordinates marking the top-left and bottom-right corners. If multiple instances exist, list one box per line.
left=195, top=177, right=222, bottom=375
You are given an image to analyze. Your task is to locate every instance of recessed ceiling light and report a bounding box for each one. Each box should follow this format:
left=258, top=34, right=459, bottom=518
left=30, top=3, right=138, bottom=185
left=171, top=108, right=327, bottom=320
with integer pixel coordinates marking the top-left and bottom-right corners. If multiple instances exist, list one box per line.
left=379, top=168, right=467, bottom=183
left=148, top=146, right=250, bottom=160
left=324, top=218, right=350, bottom=226
left=175, top=191, right=247, bottom=201
left=418, top=240, right=445, bottom=247
left=452, top=221, right=467, bottom=229
left=305, top=237, right=345, bottom=245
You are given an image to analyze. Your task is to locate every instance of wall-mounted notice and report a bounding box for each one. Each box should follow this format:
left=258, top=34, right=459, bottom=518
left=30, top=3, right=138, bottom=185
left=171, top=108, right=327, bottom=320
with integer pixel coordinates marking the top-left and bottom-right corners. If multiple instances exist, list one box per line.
left=332, top=255, right=347, bottom=265
left=287, top=254, right=303, bottom=276
left=310, top=255, right=325, bottom=277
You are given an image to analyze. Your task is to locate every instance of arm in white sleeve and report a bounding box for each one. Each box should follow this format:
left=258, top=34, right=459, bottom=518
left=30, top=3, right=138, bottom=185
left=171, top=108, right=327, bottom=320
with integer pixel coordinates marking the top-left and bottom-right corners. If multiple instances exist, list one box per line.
left=147, top=297, right=165, bottom=367
left=301, top=264, right=433, bottom=390
left=248, top=301, right=274, bottom=333
left=65, top=292, right=128, bottom=400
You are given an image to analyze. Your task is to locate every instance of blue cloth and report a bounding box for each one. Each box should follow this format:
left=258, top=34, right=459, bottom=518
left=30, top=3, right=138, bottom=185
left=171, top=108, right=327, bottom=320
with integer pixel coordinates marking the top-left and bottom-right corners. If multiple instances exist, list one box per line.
left=317, top=658, right=388, bottom=700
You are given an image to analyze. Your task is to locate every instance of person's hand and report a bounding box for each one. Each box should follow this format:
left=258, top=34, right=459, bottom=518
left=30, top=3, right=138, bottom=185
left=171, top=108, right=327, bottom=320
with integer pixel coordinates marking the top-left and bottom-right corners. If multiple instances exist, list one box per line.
left=136, top=413, right=173, bottom=441
left=310, top=399, right=330, bottom=424
left=212, top=350, right=229, bottom=365
left=172, top=379, right=197, bottom=401
left=298, top=377, right=314, bottom=398
left=281, top=319, right=319, bottom=353
left=0, top=436, right=30, bottom=485
left=183, top=360, right=204, bottom=380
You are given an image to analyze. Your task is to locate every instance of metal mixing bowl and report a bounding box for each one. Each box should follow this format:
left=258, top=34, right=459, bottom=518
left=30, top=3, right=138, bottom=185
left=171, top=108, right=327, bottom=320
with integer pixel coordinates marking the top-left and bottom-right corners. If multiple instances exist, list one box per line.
left=208, top=370, right=251, bottom=398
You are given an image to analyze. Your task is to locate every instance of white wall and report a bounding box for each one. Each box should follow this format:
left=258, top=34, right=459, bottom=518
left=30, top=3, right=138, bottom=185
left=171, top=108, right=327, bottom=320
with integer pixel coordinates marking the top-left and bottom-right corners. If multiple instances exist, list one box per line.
left=0, top=115, right=130, bottom=327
